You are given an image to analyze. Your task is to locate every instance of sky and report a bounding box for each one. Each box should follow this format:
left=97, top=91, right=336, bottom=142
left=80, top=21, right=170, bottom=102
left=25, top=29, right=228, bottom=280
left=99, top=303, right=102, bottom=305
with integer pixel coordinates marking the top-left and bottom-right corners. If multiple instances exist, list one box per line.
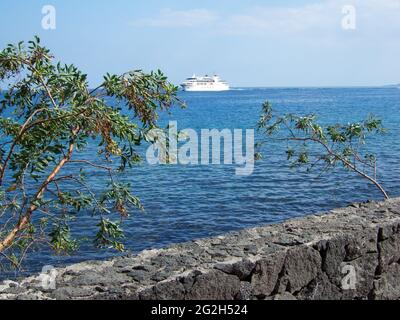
left=0, top=0, right=399, bottom=87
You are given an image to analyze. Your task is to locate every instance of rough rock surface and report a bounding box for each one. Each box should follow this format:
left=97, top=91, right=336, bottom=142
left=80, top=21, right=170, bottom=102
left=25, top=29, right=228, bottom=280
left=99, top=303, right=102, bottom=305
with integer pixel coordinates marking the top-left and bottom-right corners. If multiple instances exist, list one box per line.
left=1, top=198, right=400, bottom=300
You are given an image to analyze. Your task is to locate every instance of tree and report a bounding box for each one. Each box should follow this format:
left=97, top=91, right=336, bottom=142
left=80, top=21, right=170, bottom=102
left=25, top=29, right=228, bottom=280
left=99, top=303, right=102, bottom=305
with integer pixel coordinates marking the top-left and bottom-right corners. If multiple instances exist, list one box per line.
left=0, top=37, right=182, bottom=268
left=257, top=101, right=389, bottom=200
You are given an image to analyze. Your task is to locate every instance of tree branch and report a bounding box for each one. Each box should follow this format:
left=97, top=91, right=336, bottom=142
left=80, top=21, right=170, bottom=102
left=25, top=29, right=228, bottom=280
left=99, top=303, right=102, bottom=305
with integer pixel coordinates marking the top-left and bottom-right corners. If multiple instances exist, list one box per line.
left=0, top=127, right=79, bottom=253
left=276, top=136, right=389, bottom=200
left=67, top=160, right=112, bottom=171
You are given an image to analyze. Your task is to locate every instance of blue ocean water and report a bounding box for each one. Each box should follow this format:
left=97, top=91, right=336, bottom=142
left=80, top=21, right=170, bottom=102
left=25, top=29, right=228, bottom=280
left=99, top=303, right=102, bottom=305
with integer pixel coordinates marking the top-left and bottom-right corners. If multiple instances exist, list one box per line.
left=2, top=87, right=400, bottom=277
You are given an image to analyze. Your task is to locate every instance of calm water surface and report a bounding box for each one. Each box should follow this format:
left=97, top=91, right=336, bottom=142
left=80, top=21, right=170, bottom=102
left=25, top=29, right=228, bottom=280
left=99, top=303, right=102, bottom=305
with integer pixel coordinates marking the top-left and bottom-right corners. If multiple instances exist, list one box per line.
left=2, top=87, right=400, bottom=278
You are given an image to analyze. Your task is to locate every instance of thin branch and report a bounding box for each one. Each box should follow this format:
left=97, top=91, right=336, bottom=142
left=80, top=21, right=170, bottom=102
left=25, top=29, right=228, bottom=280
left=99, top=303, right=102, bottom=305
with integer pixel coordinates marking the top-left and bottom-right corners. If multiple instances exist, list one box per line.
left=0, top=109, right=88, bottom=186
left=0, top=251, right=19, bottom=268
left=0, top=108, right=46, bottom=185
left=270, top=135, right=389, bottom=200
left=67, top=160, right=112, bottom=171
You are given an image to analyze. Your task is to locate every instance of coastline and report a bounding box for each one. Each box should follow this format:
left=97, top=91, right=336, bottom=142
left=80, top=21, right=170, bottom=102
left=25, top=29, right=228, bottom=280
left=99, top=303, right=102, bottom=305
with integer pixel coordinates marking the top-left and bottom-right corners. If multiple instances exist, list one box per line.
left=1, top=197, right=400, bottom=300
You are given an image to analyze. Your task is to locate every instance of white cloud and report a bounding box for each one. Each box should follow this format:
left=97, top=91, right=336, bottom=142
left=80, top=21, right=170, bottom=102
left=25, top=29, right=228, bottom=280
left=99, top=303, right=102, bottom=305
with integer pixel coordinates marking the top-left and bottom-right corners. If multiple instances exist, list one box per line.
left=218, top=4, right=337, bottom=36
left=131, top=0, right=400, bottom=39
left=219, top=0, right=400, bottom=38
left=131, top=8, right=218, bottom=28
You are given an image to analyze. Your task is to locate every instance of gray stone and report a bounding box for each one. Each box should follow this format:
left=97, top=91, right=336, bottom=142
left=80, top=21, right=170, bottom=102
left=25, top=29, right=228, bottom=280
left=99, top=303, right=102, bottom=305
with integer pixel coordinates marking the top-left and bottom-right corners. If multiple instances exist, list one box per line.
left=251, top=251, right=286, bottom=297
left=315, top=237, right=346, bottom=285
left=214, top=259, right=255, bottom=280
left=51, top=286, right=94, bottom=299
left=351, top=253, right=379, bottom=298
left=296, top=273, right=342, bottom=300
left=127, top=269, right=151, bottom=282
left=153, top=280, right=186, bottom=300
left=236, top=282, right=254, bottom=300
left=15, top=293, right=42, bottom=300
left=276, top=246, right=321, bottom=294
left=185, top=270, right=241, bottom=300
left=1, top=285, right=26, bottom=295
left=2, top=197, right=400, bottom=300
left=371, top=263, right=400, bottom=300
left=378, top=231, right=400, bottom=273
left=267, top=292, right=297, bottom=300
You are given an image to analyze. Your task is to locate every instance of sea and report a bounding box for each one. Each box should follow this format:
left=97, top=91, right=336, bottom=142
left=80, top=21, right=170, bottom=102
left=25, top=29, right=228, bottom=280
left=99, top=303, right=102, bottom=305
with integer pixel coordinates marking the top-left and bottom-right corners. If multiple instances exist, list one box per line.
left=1, top=87, right=400, bottom=279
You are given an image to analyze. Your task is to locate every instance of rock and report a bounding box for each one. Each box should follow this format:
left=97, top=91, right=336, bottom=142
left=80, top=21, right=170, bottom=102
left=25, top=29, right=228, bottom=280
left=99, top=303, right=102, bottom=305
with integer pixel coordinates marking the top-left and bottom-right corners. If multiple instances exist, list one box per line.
left=68, top=268, right=128, bottom=287
left=378, top=230, right=400, bottom=273
left=185, top=270, right=241, bottom=300
left=276, top=246, right=321, bottom=294
left=2, top=197, right=400, bottom=300
left=153, top=280, right=186, bottom=300
left=315, top=237, right=346, bottom=286
left=214, top=259, right=255, bottom=280
left=388, top=206, right=400, bottom=215
left=236, top=282, right=254, bottom=300
left=251, top=251, right=286, bottom=297
left=340, top=254, right=378, bottom=299
left=243, top=245, right=258, bottom=255
left=266, top=292, right=297, bottom=300
left=0, top=285, right=26, bottom=295
left=51, top=286, right=94, bottom=299
left=378, top=223, right=399, bottom=241
left=127, top=269, right=150, bottom=282
left=16, top=293, right=43, bottom=300
left=296, top=272, right=342, bottom=300
left=371, top=263, right=400, bottom=300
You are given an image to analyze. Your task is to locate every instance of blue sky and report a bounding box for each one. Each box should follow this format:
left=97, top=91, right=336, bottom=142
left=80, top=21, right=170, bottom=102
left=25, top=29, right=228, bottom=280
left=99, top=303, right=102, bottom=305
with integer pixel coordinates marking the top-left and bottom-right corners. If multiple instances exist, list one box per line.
left=1, top=0, right=399, bottom=87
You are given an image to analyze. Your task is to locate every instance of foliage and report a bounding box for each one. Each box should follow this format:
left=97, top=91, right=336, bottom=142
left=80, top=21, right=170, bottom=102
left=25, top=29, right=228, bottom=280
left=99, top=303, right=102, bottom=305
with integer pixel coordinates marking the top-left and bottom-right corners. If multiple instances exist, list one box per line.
left=257, top=101, right=389, bottom=199
left=0, top=37, right=182, bottom=269
left=94, top=218, right=125, bottom=252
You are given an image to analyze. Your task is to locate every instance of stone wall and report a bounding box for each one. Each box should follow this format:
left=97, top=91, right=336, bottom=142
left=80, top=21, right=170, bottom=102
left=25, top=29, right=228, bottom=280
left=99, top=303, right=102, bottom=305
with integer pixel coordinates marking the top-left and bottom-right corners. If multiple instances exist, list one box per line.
left=1, top=198, right=400, bottom=300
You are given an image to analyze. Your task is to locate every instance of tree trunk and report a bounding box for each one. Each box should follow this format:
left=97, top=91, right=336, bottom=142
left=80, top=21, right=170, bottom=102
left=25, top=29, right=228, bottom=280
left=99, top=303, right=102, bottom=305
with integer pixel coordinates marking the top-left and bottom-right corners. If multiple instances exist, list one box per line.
left=0, top=139, right=75, bottom=253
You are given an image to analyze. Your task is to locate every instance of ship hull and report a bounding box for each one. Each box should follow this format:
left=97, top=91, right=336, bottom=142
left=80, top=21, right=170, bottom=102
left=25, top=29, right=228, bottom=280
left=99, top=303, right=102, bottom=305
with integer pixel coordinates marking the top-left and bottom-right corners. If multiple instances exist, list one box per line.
left=181, top=85, right=230, bottom=92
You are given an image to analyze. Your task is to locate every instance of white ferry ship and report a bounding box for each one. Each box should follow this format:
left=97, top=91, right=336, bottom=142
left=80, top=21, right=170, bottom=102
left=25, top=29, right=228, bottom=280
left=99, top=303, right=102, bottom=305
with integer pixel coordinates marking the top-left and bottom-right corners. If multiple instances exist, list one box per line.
left=181, top=74, right=230, bottom=92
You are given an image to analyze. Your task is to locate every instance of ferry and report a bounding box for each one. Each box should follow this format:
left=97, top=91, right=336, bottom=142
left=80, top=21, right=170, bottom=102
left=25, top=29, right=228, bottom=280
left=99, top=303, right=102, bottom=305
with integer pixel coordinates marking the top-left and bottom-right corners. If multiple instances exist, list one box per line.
left=181, top=74, right=230, bottom=92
